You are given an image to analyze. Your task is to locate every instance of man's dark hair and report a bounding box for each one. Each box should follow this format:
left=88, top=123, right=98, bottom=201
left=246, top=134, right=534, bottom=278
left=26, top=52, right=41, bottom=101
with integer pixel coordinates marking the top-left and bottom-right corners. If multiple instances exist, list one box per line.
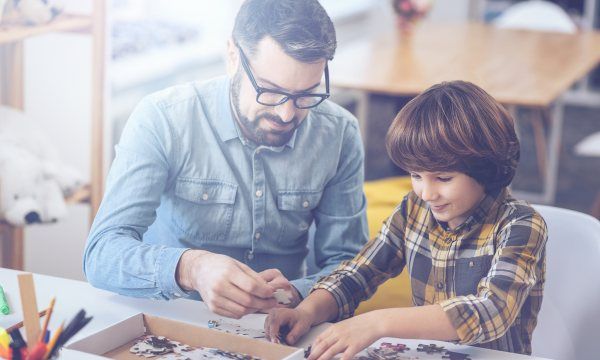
left=386, top=81, right=520, bottom=193
left=232, top=0, right=337, bottom=62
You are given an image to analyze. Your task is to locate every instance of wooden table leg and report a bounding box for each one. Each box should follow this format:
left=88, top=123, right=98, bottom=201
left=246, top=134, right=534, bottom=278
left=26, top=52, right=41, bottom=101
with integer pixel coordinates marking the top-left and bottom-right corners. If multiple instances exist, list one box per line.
left=0, top=223, right=24, bottom=270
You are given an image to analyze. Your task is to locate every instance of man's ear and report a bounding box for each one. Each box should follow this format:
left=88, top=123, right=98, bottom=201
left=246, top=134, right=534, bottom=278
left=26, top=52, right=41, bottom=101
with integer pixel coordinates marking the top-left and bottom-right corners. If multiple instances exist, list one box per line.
left=226, top=38, right=239, bottom=77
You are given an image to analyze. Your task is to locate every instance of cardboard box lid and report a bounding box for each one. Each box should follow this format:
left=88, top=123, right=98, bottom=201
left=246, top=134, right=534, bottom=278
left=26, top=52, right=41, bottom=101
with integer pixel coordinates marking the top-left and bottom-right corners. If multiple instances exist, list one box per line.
left=66, top=313, right=304, bottom=360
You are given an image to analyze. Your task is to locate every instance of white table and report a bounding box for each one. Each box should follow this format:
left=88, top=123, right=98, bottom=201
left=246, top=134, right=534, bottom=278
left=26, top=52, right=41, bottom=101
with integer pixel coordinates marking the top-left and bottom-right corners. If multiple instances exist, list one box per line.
left=0, top=268, right=550, bottom=359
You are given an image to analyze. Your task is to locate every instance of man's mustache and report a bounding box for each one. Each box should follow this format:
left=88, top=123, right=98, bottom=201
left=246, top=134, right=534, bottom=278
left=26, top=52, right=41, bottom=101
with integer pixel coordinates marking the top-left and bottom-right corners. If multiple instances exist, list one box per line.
left=258, top=113, right=297, bottom=127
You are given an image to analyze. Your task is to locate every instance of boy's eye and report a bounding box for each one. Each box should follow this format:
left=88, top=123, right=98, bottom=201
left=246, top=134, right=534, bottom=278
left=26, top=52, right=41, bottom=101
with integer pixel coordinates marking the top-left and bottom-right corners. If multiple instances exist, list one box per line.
left=437, top=177, right=452, bottom=182
left=410, top=173, right=421, bottom=180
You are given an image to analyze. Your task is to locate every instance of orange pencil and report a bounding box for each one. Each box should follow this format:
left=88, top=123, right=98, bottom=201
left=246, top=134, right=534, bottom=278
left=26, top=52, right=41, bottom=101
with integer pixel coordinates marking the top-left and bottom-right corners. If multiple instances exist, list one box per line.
left=38, top=297, right=56, bottom=343
left=43, top=322, right=63, bottom=360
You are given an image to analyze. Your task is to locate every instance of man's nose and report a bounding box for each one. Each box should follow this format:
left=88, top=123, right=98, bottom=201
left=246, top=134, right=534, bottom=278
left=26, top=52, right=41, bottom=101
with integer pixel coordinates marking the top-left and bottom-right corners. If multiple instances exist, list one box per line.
left=275, top=100, right=296, bottom=123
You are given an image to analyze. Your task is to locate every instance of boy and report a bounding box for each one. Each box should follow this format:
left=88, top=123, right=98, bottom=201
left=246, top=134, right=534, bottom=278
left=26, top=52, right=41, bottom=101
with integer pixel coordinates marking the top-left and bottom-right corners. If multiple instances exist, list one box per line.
left=264, top=81, right=547, bottom=359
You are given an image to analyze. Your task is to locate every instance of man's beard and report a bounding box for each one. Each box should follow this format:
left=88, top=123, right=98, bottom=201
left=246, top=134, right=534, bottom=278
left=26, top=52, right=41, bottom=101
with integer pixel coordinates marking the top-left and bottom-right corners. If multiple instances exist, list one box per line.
left=230, top=72, right=301, bottom=147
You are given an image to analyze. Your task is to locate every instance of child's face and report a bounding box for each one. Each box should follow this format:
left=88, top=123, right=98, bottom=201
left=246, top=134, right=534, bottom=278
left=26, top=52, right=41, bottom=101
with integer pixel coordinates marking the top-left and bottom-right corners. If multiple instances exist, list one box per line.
left=410, top=171, right=486, bottom=230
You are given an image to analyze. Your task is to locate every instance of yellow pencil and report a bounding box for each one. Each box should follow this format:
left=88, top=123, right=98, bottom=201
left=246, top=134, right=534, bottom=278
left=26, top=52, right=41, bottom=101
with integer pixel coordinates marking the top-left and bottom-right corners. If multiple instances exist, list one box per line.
left=43, top=322, right=63, bottom=360
left=39, top=297, right=56, bottom=343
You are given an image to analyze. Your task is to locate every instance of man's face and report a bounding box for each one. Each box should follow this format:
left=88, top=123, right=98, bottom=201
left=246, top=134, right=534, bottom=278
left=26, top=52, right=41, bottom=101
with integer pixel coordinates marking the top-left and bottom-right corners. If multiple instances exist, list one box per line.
left=228, top=37, right=327, bottom=147
left=410, top=171, right=486, bottom=230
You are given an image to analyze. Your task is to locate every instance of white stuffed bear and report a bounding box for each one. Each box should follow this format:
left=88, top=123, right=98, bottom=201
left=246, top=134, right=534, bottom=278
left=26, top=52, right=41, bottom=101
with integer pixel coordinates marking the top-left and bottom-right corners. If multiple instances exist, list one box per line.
left=0, top=0, right=63, bottom=26
left=0, top=106, right=83, bottom=225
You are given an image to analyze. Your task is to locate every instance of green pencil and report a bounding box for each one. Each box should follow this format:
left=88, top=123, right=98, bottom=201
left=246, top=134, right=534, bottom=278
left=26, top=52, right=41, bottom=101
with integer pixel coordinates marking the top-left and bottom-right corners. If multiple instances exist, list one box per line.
left=0, top=285, right=10, bottom=315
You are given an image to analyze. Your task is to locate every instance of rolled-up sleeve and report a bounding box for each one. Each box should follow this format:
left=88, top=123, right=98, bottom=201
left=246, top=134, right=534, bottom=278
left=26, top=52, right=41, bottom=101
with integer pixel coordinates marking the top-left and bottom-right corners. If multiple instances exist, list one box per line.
left=311, top=197, right=409, bottom=321
left=440, top=212, right=547, bottom=345
left=83, top=96, right=188, bottom=300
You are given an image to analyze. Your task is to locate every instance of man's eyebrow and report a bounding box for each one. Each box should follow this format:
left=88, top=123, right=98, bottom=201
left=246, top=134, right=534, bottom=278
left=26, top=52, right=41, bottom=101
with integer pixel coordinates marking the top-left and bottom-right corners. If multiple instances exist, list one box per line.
left=257, top=76, right=321, bottom=93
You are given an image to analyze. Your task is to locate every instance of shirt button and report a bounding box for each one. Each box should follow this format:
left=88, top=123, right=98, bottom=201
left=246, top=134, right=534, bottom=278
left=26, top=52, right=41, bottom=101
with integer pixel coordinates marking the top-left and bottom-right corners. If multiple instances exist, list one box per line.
left=302, top=200, right=309, bottom=208
left=202, top=193, right=209, bottom=201
left=245, top=251, right=254, bottom=261
left=469, top=261, right=475, bottom=268
left=255, top=190, right=263, bottom=198
left=254, top=232, right=261, bottom=240
left=436, top=282, right=445, bottom=290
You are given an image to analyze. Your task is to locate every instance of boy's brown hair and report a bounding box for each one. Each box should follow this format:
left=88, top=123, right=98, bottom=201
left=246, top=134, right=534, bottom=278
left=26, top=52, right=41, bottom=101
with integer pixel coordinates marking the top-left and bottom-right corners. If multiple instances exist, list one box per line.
left=386, top=81, right=519, bottom=192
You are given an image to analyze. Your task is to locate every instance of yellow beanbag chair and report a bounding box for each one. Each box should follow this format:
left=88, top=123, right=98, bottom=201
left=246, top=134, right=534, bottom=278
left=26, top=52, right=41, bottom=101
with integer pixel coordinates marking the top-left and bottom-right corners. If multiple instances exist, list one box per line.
left=355, top=176, right=413, bottom=314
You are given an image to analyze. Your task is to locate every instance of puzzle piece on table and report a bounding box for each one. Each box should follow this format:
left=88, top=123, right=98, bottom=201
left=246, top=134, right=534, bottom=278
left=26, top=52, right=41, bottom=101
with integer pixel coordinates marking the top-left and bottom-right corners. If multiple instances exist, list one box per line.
left=442, top=350, right=472, bottom=360
left=278, top=324, right=291, bottom=345
left=304, top=345, right=312, bottom=358
left=160, top=346, right=262, bottom=360
left=417, top=343, right=446, bottom=354
left=207, top=319, right=266, bottom=339
left=273, top=288, right=292, bottom=305
left=380, top=342, right=410, bottom=353
left=129, top=335, right=193, bottom=358
left=351, top=343, right=417, bottom=360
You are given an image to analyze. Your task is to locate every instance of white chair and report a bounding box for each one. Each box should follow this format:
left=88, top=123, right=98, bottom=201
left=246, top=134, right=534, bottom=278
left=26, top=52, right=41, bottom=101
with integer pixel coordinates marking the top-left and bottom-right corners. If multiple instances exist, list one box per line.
left=531, top=205, right=600, bottom=360
left=494, top=0, right=577, bottom=34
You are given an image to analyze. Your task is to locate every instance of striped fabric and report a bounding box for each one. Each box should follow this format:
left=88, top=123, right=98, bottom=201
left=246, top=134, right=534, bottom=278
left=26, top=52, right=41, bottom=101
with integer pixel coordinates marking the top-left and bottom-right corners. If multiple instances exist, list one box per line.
left=313, top=188, right=547, bottom=354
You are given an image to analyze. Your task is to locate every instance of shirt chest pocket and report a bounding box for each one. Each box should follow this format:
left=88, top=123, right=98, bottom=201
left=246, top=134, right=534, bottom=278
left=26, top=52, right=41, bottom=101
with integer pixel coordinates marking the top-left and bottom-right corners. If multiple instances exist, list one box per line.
left=276, top=190, right=322, bottom=243
left=171, top=178, right=237, bottom=243
left=454, top=255, right=493, bottom=296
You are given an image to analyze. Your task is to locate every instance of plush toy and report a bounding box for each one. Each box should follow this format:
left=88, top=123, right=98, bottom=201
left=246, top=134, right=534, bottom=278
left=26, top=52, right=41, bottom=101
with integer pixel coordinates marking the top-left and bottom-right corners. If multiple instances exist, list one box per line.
left=0, top=106, right=83, bottom=226
left=0, top=0, right=63, bottom=26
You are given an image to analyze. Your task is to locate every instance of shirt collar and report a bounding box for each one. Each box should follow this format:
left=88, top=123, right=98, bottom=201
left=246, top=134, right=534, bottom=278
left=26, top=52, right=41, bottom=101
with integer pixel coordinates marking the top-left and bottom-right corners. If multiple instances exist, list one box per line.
left=214, top=76, right=299, bottom=149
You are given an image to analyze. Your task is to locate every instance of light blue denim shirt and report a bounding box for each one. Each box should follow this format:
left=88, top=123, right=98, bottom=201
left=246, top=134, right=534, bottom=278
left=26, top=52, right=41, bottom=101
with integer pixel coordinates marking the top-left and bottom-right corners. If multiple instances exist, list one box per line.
left=84, top=76, right=368, bottom=300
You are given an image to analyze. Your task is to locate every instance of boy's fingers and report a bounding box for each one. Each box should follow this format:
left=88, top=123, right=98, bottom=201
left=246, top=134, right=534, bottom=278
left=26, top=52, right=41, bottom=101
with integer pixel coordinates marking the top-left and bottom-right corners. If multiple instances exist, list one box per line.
left=285, top=322, right=308, bottom=345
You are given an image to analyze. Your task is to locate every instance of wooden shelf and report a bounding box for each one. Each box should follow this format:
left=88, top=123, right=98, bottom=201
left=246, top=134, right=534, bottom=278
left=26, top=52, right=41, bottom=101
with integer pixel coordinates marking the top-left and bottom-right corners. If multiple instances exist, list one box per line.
left=0, top=14, right=92, bottom=44
left=66, top=184, right=92, bottom=204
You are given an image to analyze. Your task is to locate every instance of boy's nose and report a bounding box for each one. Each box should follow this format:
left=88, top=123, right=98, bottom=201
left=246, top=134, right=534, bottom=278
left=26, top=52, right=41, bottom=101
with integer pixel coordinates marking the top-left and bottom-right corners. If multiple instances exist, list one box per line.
left=420, top=185, right=438, bottom=202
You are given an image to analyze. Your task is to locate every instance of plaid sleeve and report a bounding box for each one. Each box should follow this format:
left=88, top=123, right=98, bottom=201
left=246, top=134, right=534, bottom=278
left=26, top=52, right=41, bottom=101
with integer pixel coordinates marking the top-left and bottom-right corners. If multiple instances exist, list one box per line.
left=311, top=197, right=410, bottom=321
left=439, top=209, right=547, bottom=345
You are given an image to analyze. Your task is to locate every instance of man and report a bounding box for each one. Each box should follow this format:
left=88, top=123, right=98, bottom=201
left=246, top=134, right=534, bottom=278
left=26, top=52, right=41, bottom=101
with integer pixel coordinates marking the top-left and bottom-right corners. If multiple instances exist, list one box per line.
left=84, top=0, right=368, bottom=319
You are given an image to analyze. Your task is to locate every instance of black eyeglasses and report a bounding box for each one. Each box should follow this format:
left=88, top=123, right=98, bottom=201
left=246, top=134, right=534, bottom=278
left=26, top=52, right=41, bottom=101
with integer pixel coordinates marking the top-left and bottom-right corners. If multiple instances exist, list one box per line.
left=237, top=45, right=330, bottom=109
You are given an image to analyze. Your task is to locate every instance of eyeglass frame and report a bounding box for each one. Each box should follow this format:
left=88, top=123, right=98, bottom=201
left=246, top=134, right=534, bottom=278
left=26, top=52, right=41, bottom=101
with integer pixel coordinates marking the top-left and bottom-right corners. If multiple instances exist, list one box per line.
left=236, top=44, right=330, bottom=109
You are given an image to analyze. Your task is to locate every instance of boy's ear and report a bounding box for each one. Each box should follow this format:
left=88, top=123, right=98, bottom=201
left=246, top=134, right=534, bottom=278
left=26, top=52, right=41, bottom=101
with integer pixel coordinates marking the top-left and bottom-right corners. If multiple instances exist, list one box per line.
left=226, top=38, right=239, bottom=77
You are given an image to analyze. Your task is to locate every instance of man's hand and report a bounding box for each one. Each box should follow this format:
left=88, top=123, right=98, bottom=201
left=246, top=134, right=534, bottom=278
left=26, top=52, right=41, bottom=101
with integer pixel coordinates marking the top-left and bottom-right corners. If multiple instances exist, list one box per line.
left=176, top=250, right=278, bottom=318
left=264, top=307, right=313, bottom=345
left=259, top=269, right=302, bottom=308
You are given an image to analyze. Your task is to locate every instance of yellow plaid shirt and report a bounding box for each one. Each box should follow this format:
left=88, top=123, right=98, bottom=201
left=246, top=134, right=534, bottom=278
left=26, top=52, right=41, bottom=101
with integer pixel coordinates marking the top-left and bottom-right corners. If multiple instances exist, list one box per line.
left=313, top=188, right=547, bottom=354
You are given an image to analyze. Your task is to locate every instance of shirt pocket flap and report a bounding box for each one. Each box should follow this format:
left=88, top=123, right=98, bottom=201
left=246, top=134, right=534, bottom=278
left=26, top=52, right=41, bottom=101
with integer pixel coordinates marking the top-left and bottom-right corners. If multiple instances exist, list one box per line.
left=175, top=179, right=237, bottom=205
left=454, top=255, right=494, bottom=296
left=277, top=190, right=322, bottom=211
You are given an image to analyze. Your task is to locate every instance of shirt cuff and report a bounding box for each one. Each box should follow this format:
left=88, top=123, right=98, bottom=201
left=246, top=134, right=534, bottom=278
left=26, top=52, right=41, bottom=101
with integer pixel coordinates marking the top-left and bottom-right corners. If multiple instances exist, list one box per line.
left=290, top=278, right=315, bottom=300
left=156, top=246, right=191, bottom=299
left=439, top=297, right=481, bottom=345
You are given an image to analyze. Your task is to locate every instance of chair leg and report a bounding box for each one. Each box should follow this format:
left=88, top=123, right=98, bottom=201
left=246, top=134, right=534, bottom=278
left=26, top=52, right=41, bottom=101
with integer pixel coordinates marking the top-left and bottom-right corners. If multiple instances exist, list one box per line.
left=531, top=108, right=548, bottom=181
left=592, top=191, right=600, bottom=220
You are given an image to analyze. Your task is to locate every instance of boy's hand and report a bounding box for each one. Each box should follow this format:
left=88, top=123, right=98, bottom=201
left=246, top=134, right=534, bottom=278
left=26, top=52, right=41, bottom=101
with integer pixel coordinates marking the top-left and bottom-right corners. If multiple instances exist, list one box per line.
left=307, top=312, right=382, bottom=360
left=264, top=308, right=313, bottom=345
